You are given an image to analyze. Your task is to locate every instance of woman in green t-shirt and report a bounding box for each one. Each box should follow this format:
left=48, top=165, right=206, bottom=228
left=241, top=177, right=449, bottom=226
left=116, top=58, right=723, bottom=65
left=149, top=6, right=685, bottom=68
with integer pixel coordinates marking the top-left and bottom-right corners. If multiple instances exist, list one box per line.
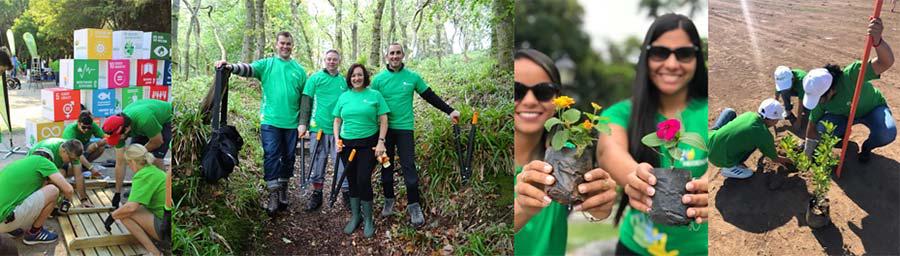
left=333, top=63, right=389, bottom=238
left=112, top=144, right=167, bottom=256
left=513, top=49, right=618, bottom=255
left=596, top=14, right=709, bottom=255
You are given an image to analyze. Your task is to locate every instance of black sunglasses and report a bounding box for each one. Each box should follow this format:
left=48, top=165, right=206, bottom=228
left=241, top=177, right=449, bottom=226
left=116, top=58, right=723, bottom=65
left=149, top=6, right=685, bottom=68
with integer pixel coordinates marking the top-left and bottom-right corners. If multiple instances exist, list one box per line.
left=646, top=45, right=700, bottom=62
left=515, top=82, right=560, bottom=102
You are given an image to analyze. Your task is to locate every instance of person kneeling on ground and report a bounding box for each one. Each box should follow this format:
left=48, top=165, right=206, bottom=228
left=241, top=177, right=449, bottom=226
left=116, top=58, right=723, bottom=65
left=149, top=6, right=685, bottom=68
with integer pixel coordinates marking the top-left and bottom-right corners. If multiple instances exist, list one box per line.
left=62, top=111, right=109, bottom=178
left=27, top=138, right=92, bottom=207
left=773, top=65, right=810, bottom=126
left=0, top=154, right=75, bottom=245
left=709, top=99, right=793, bottom=179
left=111, top=144, right=168, bottom=256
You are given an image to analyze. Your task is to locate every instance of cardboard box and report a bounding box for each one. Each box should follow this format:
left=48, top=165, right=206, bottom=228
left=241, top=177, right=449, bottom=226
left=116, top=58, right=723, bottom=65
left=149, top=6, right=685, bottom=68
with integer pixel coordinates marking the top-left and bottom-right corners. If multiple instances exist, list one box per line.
left=102, top=60, right=131, bottom=89
left=58, top=59, right=100, bottom=89
left=146, top=32, right=171, bottom=60
left=156, top=60, right=171, bottom=86
left=41, top=88, right=81, bottom=121
left=81, top=89, right=117, bottom=117
left=112, top=31, right=147, bottom=59
left=74, top=29, right=112, bottom=60
left=25, top=118, right=66, bottom=147
left=144, top=86, right=170, bottom=102
left=117, top=87, right=147, bottom=110
left=134, top=59, right=157, bottom=86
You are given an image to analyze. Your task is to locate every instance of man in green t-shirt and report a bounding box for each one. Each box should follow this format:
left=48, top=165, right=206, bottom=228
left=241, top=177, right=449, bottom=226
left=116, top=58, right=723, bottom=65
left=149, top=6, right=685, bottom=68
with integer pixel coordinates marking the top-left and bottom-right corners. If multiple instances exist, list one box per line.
left=709, top=99, right=793, bottom=179
left=102, top=99, right=173, bottom=208
left=801, top=17, right=895, bottom=163
left=27, top=138, right=90, bottom=206
left=63, top=111, right=108, bottom=176
left=369, top=43, right=459, bottom=227
left=215, top=31, right=309, bottom=216
left=0, top=155, right=75, bottom=245
left=298, top=49, right=349, bottom=212
left=774, top=65, right=809, bottom=124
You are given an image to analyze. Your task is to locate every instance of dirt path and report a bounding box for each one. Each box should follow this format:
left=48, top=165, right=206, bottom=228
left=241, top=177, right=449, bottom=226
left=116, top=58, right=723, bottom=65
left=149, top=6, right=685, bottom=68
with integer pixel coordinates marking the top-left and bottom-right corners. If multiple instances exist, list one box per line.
left=709, top=0, right=900, bottom=254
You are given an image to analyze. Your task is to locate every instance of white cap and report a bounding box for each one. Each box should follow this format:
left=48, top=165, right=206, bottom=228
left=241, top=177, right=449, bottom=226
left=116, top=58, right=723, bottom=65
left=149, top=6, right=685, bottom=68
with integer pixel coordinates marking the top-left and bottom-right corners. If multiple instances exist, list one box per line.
left=802, top=68, right=833, bottom=110
left=758, top=98, right=785, bottom=120
left=774, top=66, right=793, bottom=91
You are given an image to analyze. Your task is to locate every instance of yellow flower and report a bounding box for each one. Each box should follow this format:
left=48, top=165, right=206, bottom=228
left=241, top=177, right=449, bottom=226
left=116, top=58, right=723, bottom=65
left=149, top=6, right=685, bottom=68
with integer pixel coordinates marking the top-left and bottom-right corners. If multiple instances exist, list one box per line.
left=591, top=102, right=602, bottom=112
left=553, top=96, right=575, bottom=109
left=582, top=120, right=593, bottom=130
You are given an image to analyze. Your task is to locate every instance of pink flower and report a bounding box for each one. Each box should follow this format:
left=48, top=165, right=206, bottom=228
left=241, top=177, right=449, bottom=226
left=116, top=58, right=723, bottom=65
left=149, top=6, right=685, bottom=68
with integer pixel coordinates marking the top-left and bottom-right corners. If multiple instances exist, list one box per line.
left=656, top=119, right=681, bottom=141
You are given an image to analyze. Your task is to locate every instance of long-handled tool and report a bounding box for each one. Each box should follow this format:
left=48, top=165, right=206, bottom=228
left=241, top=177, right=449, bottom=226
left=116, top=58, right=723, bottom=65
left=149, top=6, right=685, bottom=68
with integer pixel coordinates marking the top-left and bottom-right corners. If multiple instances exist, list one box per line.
left=298, top=136, right=307, bottom=189
left=453, top=112, right=478, bottom=184
left=836, top=0, right=883, bottom=178
left=330, top=147, right=356, bottom=207
left=301, top=130, right=324, bottom=189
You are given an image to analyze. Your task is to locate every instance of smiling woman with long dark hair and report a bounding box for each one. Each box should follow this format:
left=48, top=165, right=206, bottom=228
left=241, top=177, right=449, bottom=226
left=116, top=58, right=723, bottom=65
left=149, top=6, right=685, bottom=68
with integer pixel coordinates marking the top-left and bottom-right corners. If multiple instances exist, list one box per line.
left=596, top=13, right=710, bottom=255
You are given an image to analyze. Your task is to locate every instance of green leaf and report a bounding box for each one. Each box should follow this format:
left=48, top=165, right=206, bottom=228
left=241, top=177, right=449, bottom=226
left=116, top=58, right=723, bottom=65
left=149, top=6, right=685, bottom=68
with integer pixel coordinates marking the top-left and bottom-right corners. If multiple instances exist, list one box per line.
left=562, top=109, right=581, bottom=124
left=594, top=123, right=611, bottom=135
left=641, top=133, right=665, bottom=147
left=667, top=147, right=682, bottom=163
left=544, top=117, right=562, bottom=132
left=585, top=113, right=599, bottom=121
left=679, top=132, right=707, bottom=151
left=551, top=130, right=570, bottom=151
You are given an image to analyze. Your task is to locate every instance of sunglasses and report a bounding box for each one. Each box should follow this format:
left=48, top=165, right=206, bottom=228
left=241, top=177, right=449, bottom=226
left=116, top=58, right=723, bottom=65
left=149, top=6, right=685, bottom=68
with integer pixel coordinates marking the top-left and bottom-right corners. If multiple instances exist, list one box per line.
left=515, top=82, right=560, bottom=102
left=646, top=45, right=700, bottom=62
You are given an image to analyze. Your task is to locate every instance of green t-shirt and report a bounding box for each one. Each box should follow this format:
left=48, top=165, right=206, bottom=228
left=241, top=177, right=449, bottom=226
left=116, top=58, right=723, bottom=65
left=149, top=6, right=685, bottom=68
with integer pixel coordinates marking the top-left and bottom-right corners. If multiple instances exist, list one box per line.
left=129, top=165, right=167, bottom=218
left=332, top=88, right=390, bottom=139
left=513, top=166, right=568, bottom=256
left=251, top=57, right=308, bottom=129
left=601, top=98, right=709, bottom=256
left=708, top=112, right=777, bottom=167
left=369, top=67, right=430, bottom=130
left=27, top=138, right=76, bottom=168
left=0, top=156, right=59, bottom=218
left=809, top=60, right=885, bottom=123
left=62, top=122, right=105, bottom=145
left=119, top=99, right=174, bottom=148
left=303, top=69, right=348, bottom=134
left=782, top=69, right=807, bottom=98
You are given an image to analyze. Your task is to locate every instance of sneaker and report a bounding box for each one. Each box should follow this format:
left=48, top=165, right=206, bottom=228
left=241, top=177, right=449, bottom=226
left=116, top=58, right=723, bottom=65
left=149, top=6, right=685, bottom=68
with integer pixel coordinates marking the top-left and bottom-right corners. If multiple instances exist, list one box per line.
left=7, top=228, right=24, bottom=238
left=858, top=150, right=872, bottom=163
left=23, top=227, right=58, bottom=245
left=721, top=166, right=753, bottom=179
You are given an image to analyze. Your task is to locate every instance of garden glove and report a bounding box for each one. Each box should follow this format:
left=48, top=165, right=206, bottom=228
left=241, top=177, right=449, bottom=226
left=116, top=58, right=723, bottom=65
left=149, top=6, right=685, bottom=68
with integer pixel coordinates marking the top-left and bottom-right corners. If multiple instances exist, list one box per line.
left=804, top=138, right=819, bottom=157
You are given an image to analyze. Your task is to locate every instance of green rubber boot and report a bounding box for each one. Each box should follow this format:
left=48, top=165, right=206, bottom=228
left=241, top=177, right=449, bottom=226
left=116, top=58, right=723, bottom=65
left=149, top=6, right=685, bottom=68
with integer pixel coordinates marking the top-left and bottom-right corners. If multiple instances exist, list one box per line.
left=361, top=200, right=375, bottom=238
left=343, top=197, right=361, bottom=234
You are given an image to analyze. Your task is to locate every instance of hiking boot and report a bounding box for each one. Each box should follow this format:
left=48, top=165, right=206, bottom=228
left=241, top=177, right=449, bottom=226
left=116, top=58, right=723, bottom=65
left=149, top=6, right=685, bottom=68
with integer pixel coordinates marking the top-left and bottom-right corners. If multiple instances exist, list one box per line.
left=360, top=200, right=375, bottom=238
left=343, top=197, right=361, bottom=234
left=278, top=181, right=290, bottom=211
left=858, top=150, right=872, bottom=163
left=304, top=190, right=323, bottom=212
left=266, top=189, right=279, bottom=217
left=381, top=198, right=395, bottom=217
left=341, top=189, right=350, bottom=211
left=23, top=227, right=57, bottom=245
left=7, top=228, right=24, bottom=238
left=407, top=202, right=425, bottom=228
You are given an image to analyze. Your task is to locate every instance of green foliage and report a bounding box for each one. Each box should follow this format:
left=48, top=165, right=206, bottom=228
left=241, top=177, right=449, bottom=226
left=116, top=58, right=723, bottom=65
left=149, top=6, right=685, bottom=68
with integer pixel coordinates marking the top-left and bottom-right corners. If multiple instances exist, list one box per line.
left=544, top=99, right=611, bottom=156
left=640, top=119, right=707, bottom=167
left=779, top=121, right=841, bottom=200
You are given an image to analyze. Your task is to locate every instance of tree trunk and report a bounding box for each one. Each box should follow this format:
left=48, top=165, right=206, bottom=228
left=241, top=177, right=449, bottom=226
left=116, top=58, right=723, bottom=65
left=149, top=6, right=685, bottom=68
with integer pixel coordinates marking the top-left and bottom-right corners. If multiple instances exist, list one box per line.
left=387, top=0, right=396, bottom=45
left=181, top=0, right=201, bottom=78
left=291, top=0, right=314, bottom=66
left=255, top=0, right=267, bottom=59
left=172, top=0, right=179, bottom=67
left=350, top=0, right=358, bottom=61
left=193, top=9, right=201, bottom=75
left=367, top=0, right=387, bottom=68
left=242, top=0, right=256, bottom=63
left=493, top=0, right=513, bottom=71
left=331, top=0, right=343, bottom=54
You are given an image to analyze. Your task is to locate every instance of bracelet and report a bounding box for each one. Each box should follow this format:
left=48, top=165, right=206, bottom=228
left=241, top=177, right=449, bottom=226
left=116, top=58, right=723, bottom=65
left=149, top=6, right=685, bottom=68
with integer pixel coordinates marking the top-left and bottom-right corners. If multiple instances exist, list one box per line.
left=378, top=138, right=385, bottom=142
left=581, top=211, right=603, bottom=223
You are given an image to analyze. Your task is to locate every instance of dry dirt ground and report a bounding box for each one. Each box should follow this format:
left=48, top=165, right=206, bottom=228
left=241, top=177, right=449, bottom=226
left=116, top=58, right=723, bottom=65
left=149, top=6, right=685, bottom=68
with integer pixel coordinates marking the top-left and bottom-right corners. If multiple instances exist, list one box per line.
left=709, top=0, right=900, bottom=254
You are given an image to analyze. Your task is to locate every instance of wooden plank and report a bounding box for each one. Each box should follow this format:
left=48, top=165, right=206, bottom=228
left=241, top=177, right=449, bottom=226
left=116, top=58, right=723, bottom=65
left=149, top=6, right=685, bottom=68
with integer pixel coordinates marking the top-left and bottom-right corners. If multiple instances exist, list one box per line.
left=69, top=235, right=138, bottom=250
left=68, top=204, right=99, bottom=256
left=62, top=206, right=115, bottom=214
left=58, top=214, right=82, bottom=256
left=86, top=189, right=118, bottom=256
left=78, top=180, right=132, bottom=190
left=97, top=188, right=138, bottom=256
left=77, top=202, right=110, bottom=256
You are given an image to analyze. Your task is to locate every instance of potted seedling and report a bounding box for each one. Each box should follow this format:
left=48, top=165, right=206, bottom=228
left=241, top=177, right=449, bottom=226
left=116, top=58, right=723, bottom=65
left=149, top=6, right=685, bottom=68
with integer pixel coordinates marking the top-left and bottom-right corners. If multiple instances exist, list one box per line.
left=543, top=97, right=611, bottom=206
left=640, top=118, right=707, bottom=225
left=779, top=121, right=840, bottom=228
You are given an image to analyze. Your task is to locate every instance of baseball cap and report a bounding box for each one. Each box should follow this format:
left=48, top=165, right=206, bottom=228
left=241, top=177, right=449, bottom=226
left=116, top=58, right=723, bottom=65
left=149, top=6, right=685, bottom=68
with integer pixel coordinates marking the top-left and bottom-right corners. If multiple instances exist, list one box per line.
left=102, top=115, right=126, bottom=146
left=802, top=68, right=833, bottom=110
left=774, top=66, right=793, bottom=91
left=758, top=98, right=785, bottom=120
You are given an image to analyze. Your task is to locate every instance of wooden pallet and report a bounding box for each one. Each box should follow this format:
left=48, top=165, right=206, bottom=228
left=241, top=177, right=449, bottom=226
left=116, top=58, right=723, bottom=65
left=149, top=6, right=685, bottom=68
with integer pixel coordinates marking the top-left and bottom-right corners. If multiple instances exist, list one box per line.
left=57, top=187, right=148, bottom=256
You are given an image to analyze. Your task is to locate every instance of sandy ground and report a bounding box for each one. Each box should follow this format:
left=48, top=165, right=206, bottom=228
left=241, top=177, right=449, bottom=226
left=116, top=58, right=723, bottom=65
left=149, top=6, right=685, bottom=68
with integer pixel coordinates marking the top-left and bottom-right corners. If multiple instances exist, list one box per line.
left=709, top=0, right=900, bottom=254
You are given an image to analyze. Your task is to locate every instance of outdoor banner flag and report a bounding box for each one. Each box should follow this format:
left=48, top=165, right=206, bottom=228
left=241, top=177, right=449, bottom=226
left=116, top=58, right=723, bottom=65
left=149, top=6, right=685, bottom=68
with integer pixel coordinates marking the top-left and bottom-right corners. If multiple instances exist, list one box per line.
left=5, top=29, right=14, bottom=55
left=23, top=32, right=37, bottom=58
left=0, top=73, right=9, bottom=138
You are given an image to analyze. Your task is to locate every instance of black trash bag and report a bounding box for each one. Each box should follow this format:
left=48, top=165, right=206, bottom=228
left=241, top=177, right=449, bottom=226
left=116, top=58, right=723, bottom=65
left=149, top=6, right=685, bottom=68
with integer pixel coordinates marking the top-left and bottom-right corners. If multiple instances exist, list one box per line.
left=648, top=168, right=692, bottom=225
left=543, top=145, right=595, bottom=205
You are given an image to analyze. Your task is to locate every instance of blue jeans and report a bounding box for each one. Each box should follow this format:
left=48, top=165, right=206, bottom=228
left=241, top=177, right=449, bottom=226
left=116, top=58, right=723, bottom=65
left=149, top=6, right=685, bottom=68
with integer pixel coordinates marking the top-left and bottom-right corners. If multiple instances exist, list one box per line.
left=817, top=105, right=897, bottom=153
left=261, top=124, right=298, bottom=189
left=712, top=108, right=737, bottom=130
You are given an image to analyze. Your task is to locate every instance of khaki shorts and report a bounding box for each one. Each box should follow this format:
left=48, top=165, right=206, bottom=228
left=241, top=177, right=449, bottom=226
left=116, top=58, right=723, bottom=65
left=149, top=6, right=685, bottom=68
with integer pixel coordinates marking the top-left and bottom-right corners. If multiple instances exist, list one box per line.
left=0, top=190, right=47, bottom=233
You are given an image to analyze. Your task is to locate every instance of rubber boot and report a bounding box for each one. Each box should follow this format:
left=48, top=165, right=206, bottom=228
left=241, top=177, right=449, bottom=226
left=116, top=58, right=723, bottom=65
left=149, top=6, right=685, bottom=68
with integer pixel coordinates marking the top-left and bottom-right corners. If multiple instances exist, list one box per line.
left=381, top=198, right=395, bottom=217
left=278, top=180, right=290, bottom=211
left=360, top=200, right=375, bottom=238
left=304, top=190, right=323, bottom=212
left=266, top=189, right=279, bottom=217
left=408, top=202, right=425, bottom=228
left=343, top=197, right=361, bottom=234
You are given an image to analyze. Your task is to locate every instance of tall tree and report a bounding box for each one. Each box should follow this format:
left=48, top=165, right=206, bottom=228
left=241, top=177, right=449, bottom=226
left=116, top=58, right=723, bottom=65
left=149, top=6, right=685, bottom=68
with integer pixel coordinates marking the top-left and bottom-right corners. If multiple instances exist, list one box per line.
left=241, top=0, right=256, bottom=62
left=172, top=0, right=180, bottom=64
left=182, top=0, right=201, bottom=78
left=328, top=0, right=343, bottom=54
left=387, top=0, right=396, bottom=45
left=350, top=0, right=359, bottom=61
left=291, top=0, right=314, bottom=66
left=255, top=0, right=266, bottom=59
left=493, top=0, right=513, bottom=71
left=367, top=0, right=387, bottom=68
